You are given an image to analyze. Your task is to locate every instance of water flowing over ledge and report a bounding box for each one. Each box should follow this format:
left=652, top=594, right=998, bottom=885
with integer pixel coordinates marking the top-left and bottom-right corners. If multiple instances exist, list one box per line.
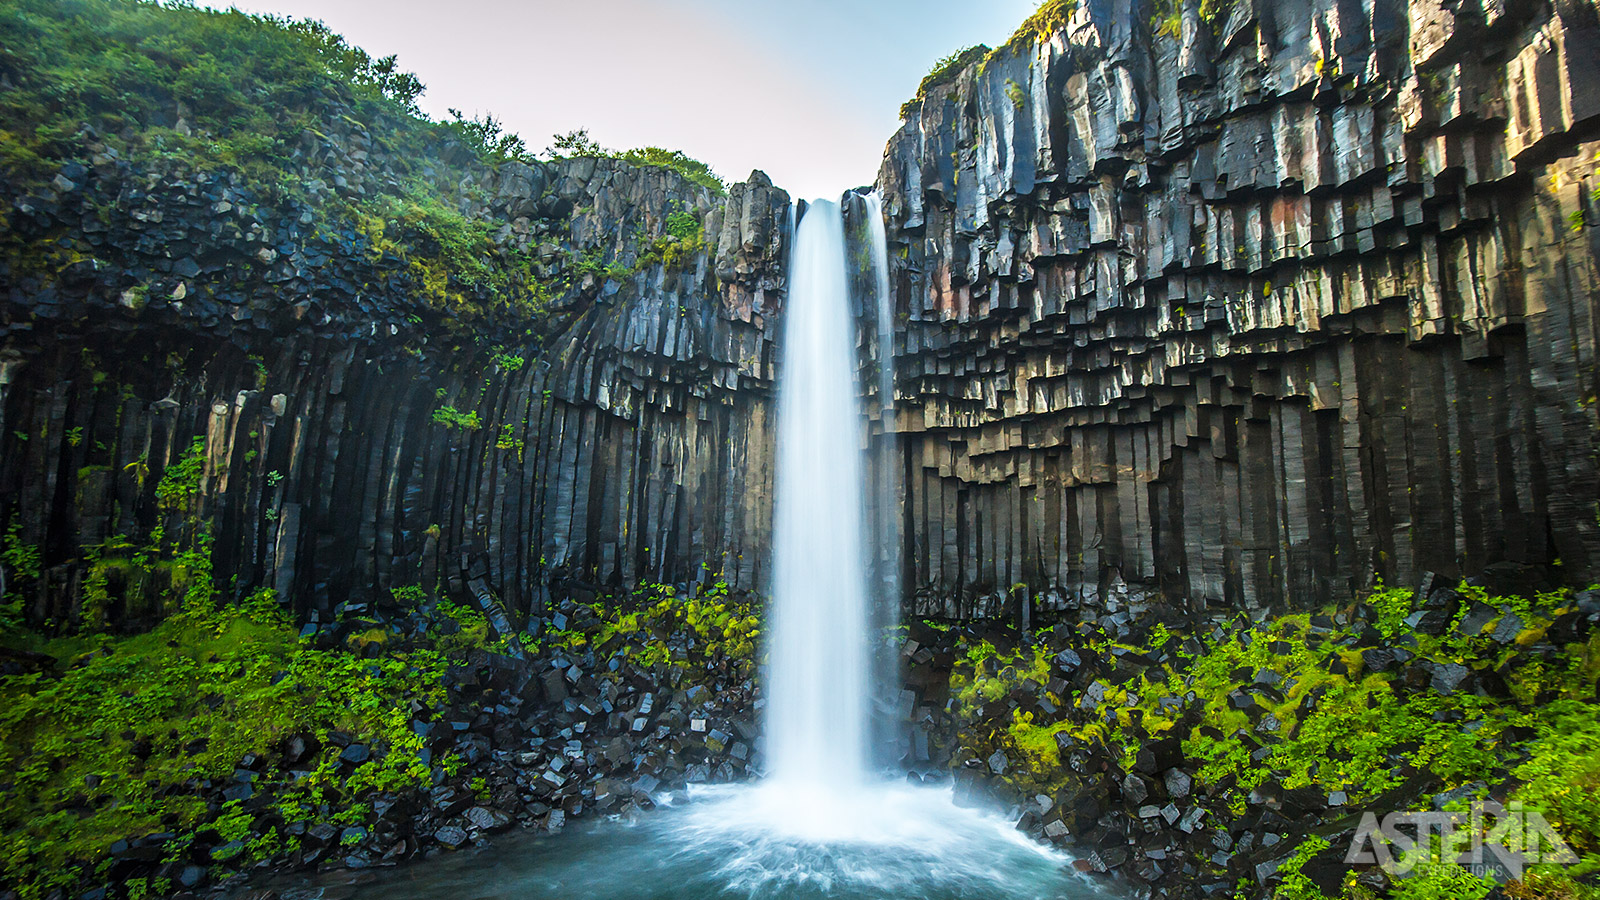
left=767, top=199, right=871, bottom=788
left=304, top=196, right=1109, bottom=900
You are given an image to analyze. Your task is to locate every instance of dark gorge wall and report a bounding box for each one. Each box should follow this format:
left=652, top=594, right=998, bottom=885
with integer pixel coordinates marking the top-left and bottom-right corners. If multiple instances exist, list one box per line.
left=875, top=0, right=1600, bottom=617
left=6, top=0, right=1600, bottom=629
left=0, top=128, right=789, bottom=625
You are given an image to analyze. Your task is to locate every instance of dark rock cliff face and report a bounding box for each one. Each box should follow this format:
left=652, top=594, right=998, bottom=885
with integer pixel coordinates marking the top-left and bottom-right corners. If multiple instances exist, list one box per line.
left=875, top=0, right=1600, bottom=618
left=0, top=138, right=789, bottom=624
left=6, top=0, right=1600, bottom=629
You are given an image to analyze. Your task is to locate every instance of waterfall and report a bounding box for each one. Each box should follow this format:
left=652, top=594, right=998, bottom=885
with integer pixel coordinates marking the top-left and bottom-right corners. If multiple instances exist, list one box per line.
left=864, top=193, right=894, bottom=427
left=766, top=198, right=871, bottom=787
left=860, top=190, right=903, bottom=763
left=349, top=195, right=1100, bottom=899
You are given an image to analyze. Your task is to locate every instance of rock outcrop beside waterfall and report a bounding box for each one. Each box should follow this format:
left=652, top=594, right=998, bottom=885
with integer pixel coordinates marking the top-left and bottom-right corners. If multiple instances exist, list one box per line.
left=1, top=130, right=789, bottom=625
left=874, top=0, right=1600, bottom=618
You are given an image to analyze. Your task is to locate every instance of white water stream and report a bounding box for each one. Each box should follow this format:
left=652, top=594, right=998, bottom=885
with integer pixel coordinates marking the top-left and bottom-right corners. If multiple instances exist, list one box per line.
left=766, top=198, right=871, bottom=788
left=331, top=196, right=1104, bottom=900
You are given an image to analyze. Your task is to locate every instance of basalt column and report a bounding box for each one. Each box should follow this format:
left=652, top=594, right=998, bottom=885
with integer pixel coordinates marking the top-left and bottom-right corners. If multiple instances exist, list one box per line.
left=875, top=0, right=1600, bottom=618
left=0, top=150, right=791, bottom=625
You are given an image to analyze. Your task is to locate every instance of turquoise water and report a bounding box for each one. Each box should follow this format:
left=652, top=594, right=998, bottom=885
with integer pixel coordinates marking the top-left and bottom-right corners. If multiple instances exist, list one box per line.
left=305, top=783, right=1111, bottom=900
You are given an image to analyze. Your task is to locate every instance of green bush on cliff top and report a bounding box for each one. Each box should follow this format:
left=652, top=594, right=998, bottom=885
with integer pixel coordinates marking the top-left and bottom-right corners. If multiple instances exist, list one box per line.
left=544, top=129, right=727, bottom=195
left=0, top=0, right=424, bottom=190
left=0, top=0, right=724, bottom=325
left=900, top=46, right=990, bottom=118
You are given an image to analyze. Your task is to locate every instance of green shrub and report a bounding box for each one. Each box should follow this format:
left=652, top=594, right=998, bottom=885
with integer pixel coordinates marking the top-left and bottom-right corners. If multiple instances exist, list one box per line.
left=1387, top=862, right=1495, bottom=900
left=1001, top=0, right=1077, bottom=53
left=900, top=45, right=989, bottom=118
left=544, top=130, right=726, bottom=195
left=617, top=147, right=725, bottom=194
left=2, top=515, right=42, bottom=591
left=431, top=405, right=482, bottom=431
left=0, top=0, right=555, bottom=327
left=1513, top=691, right=1600, bottom=860
left=155, top=436, right=207, bottom=510
left=1370, top=584, right=1415, bottom=639
left=0, top=0, right=422, bottom=192
left=944, top=581, right=1600, bottom=860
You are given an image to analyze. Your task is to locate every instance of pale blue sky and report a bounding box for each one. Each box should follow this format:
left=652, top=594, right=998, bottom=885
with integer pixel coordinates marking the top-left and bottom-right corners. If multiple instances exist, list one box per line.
left=235, top=0, right=1040, bottom=199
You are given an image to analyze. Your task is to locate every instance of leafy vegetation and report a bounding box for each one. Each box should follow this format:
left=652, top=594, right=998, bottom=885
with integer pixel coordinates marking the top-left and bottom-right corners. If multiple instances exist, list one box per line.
left=431, top=405, right=483, bottom=431
left=539, top=578, right=761, bottom=682
left=636, top=207, right=708, bottom=272
left=900, top=46, right=990, bottom=118
left=490, top=351, right=526, bottom=372
left=2, top=516, right=43, bottom=620
left=544, top=129, right=726, bottom=195
left=1006, top=79, right=1028, bottom=110
left=1149, top=0, right=1231, bottom=40
left=0, top=0, right=726, bottom=330
left=945, top=582, right=1600, bottom=899
left=0, top=0, right=551, bottom=326
left=0, top=571, right=451, bottom=899
left=154, top=436, right=207, bottom=510
left=1000, top=0, right=1078, bottom=53
left=0, top=0, right=423, bottom=190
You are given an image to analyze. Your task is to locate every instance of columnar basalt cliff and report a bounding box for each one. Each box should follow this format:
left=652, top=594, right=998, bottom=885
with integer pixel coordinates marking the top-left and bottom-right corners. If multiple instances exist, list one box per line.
left=874, top=0, right=1600, bottom=618
left=5, top=0, right=1600, bottom=633
left=0, top=131, right=790, bottom=625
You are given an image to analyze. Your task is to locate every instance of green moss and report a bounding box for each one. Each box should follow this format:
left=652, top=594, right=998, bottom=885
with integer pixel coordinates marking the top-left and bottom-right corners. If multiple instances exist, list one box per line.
left=947, top=582, right=1600, bottom=853
left=352, top=188, right=552, bottom=319
left=952, top=638, right=1052, bottom=706
left=999, top=0, right=1077, bottom=54
left=539, top=578, right=760, bottom=683
left=433, top=597, right=490, bottom=655
left=1008, top=710, right=1072, bottom=776
left=0, top=584, right=447, bottom=899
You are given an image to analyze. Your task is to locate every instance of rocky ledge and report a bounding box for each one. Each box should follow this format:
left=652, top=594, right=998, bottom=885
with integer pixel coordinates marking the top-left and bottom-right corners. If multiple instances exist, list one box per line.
left=898, top=568, right=1600, bottom=899
left=1, top=577, right=763, bottom=900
